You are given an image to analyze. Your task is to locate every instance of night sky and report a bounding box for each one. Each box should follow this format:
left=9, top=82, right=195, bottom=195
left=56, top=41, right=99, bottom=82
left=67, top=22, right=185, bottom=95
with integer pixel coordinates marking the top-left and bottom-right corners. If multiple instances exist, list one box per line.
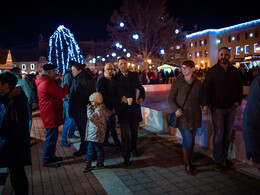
left=0, top=0, right=259, bottom=49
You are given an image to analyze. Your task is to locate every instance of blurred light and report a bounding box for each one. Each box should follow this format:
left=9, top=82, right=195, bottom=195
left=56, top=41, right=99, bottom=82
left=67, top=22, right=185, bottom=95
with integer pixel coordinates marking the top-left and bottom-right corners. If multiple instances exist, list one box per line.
left=126, top=53, right=131, bottom=58
left=112, top=52, right=116, bottom=57
left=119, top=22, right=125, bottom=28
left=132, top=33, right=139, bottom=40
left=123, top=48, right=127, bottom=52
left=160, top=49, right=165, bottom=55
left=102, top=58, right=106, bottom=61
left=175, top=29, right=180, bottom=34
left=115, top=42, right=120, bottom=48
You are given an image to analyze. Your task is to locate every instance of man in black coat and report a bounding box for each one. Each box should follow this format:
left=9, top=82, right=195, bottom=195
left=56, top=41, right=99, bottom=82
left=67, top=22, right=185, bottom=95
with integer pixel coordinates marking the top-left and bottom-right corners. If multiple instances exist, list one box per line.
left=109, top=57, right=145, bottom=166
left=0, top=72, right=31, bottom=195
left=203, top=47, right=243, bottom=171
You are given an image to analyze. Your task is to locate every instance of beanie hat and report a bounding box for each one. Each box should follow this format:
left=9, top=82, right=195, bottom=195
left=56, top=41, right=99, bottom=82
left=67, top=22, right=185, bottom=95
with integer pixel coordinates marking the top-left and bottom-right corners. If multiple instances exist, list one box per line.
left=89, top=92, right=103, bottom=104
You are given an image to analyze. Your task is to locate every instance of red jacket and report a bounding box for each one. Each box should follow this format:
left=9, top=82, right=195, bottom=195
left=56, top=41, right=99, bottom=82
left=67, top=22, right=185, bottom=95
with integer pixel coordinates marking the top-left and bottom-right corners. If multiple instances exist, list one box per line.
left=36, top=76, right=69, bottom=129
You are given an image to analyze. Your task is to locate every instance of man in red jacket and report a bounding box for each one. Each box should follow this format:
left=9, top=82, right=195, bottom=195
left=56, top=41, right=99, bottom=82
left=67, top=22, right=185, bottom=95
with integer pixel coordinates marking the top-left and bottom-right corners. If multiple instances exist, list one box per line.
left=36, top=64, right=69, bottom=167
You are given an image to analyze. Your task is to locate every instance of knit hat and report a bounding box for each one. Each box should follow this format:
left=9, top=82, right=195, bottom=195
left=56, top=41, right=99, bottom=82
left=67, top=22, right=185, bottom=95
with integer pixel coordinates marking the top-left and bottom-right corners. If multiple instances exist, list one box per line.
left=89, top=92, right=103, bottom=104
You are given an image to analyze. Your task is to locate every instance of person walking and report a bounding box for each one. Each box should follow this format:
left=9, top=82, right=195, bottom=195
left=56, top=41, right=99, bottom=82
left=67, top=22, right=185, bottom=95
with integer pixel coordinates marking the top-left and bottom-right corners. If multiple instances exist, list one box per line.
left=242, top=74, right=260, bottom=170
left=83, top=92, right=111, bottom=172
left=0, top=72, right=31, bottom=194
left=36, top=64, right=69, bottom=168
left=109, top=57, right=145, bottom=166
left=97, top=63, right=121, bottom=150
left=61, top=61, right=78, bottom=147
left=168, top=60, right=202, bottom=175
left=203, top=47, right=243, bottom=171
left=69, top=63, right=96, bottom=156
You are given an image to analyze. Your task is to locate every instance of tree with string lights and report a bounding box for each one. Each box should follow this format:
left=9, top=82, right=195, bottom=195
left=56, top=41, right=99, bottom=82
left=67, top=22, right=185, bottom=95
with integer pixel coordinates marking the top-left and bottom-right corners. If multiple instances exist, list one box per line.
left=107, top=0, right=186, bottom=70
left=48, top=25, right=84, bottom=72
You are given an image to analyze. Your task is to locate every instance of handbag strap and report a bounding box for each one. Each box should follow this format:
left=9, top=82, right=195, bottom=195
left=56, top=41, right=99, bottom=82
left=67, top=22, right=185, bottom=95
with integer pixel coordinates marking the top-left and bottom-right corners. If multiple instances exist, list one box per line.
left=180, top=80, right=196, bottom=110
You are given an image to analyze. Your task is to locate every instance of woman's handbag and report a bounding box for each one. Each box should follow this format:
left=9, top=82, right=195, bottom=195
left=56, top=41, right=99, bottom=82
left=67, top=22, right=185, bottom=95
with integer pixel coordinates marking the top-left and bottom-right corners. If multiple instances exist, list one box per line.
left=168, top=81, right=196, bottom=127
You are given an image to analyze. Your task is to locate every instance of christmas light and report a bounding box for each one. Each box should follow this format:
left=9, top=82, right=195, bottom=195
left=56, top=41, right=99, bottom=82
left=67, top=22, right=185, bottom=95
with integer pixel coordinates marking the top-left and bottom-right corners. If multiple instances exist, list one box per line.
left=48, top=25, right=84, bottom=72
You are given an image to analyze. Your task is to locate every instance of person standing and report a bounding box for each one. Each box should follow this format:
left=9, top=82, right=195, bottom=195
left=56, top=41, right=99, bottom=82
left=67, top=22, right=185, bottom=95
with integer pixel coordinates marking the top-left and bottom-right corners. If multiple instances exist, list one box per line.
left=0, top=72, right=31, bottom=194
left=97, top=63, right=121, bottom=150
left=83, top=92, right=111, bottom=172
left=168, top=60, right=202, bottom=175
left=242, top=74, right=260, bottom=170
left=69, top=63, right=96, bottom=156
left=203, top=47, right=243, bottom=171
left=61, top=61, right=78, bottom=147
left=109, top=57, right=145, bottom=166
left=36, top=64, right=69, bottom=167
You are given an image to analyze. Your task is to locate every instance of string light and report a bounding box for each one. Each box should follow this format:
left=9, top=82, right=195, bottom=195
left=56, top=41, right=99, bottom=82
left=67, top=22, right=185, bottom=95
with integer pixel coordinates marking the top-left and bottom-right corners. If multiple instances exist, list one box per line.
left=48, top=25, right=84, bottom=72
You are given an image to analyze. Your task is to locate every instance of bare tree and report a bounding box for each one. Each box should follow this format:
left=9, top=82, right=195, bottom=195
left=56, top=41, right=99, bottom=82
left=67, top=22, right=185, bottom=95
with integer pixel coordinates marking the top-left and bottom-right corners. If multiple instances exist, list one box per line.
left=107, top=0, right=185, bottom=70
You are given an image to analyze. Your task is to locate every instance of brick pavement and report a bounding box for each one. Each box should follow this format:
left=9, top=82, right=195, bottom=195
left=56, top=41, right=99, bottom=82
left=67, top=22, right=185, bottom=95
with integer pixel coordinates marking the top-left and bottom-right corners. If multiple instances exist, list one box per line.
left=1, top=110, right=260, bottom=195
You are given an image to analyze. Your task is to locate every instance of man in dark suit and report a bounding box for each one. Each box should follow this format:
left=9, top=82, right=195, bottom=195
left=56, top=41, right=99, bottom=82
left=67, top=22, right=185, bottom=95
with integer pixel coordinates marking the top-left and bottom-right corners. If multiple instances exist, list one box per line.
left=109, top=57, right=145, bottom=166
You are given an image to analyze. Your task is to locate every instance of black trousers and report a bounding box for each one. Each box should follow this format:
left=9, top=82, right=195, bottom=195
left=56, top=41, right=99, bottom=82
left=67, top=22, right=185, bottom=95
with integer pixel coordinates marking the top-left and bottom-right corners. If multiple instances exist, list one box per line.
left=9, top=165, right=28, bottom=195
left=119, top=123, right=138, bottom=161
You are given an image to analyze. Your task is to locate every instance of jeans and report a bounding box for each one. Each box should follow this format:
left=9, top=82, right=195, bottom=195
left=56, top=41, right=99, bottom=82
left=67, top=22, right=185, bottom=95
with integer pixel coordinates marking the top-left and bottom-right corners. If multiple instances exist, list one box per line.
left=179, top=129, right=197, bottom=149
left=86, top=142, right=104, bottom=162
left=61, top=100, right=76, bottom=141
left=120, top=123, right=138, bottom=161
left=43, top=127, right=58, bottom=163
left=74, top=118, right=88, bottom=152
left=105, top=115, right=120, bottom=146
left=212, top=105, right=237, bottom=162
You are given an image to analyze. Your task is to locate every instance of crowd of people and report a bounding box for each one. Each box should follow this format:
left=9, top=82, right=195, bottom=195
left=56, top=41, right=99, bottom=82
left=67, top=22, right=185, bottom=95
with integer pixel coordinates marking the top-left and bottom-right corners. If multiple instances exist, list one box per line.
left=0, top=48, right=259, bottom=194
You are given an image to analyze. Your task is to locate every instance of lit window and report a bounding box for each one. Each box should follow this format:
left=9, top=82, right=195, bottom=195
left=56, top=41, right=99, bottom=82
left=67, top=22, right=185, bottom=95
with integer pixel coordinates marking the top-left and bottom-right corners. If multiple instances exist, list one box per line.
left=254, top=43, right=259, bottom=53
left=236, top=46, right=240, bottom=55
left=22, top=64, right=26, bottom=70
left=228, top=47, right=232, bottom=56
left=245, top=45, right=249, bottom=54
left=31, top=64, right=35, bottom=70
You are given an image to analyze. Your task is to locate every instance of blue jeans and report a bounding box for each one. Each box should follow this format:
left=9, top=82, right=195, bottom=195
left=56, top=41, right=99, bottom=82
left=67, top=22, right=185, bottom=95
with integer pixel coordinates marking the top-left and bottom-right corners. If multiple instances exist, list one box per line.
left=43, top=127, right=58, bottom=163
left=86, top=142, right=104, bottom=162
left=61, top=100, right=76, bottom=141
left=212, top=106, right=237, bottom=162
left=75, top=118, right=88, bottom=152
left=179, top=129, right=197, bottom=149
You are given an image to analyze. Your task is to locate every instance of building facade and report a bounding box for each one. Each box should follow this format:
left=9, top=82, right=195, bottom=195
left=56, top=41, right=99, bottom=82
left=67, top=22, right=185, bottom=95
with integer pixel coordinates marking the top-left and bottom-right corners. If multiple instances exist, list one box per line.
left=186, top=19, right=260, bottom=68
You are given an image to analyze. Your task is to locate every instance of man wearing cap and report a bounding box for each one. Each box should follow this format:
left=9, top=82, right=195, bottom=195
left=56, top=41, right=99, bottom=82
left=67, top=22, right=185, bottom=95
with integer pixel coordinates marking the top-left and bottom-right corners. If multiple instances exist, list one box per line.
left=36, top=64, right=69, bottom=167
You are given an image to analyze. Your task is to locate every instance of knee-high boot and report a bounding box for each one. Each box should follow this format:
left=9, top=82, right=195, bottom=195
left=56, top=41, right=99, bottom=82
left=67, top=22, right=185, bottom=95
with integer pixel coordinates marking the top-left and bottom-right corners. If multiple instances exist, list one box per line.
left=183, top=148, right=194, bottom=175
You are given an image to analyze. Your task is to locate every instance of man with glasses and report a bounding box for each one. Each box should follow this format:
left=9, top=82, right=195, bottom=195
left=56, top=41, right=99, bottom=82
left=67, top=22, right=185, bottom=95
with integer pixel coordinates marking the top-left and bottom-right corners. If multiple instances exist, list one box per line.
left=97, top=63, right=121, bottom=150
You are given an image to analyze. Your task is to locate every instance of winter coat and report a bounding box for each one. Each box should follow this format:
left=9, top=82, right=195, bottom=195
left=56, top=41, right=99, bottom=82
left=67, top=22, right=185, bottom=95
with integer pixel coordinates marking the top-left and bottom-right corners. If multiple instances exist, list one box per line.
left=203, top=63, right=243, bottom=109
left=109, top=71, right=145, bottom=124
left=0, top=88, right=31, bottom=167
left=85, top=104, right=111, bottom=143
left=36, top=76, right=69, bottom=129
left=97, top=76, right=114, bottom=111
left=168, top=74, right=202, bottom=130
left=69, top=68, right=96, bottom=118
left=242, top=75, right=260, bottom=163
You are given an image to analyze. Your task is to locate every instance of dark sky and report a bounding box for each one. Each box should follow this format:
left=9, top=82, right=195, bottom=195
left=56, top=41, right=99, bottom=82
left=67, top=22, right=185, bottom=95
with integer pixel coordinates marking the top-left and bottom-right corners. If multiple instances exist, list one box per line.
left=0, top=0, right=259, bottom=49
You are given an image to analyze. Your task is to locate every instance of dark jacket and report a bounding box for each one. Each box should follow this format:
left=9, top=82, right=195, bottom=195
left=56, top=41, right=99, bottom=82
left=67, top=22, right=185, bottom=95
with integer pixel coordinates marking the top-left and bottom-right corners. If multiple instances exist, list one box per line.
left=242, top=75, right=260, bottom=163
left=0, top=87, right=31, bottom=167
left=69, top=68, right=96, bottom=118
left=62, top=69, right=74, bottom=101
left=203, top=63, right=243, bottom=109
left=97, top=76, right=113, bottom=111
left=168, top=74, right=202, bottom=130
left=109, top=71, right=145, bottom=124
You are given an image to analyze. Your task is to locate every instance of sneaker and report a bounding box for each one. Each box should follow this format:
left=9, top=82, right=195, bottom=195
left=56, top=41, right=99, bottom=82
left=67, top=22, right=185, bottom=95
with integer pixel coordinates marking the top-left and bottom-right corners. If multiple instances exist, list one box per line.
left=214, top=162, right=224, bottom=171
left=132, top=150, right=141, bottom=157
left=61, top=140, right=71, bottom=147
left=52, top=156, right=63, bottom=162
left=43, top=162, right=61, bottom=168
left=124, top=159, right=131, bottom=167
left=68, top=134, right=80, bottom=139
left=74, top=130, right=80, bottom=137
left=223, top=159, right=233, bottom=167
left=95, top=161, right=105, bottom=169
left=82, top=161, right=93, bottom=172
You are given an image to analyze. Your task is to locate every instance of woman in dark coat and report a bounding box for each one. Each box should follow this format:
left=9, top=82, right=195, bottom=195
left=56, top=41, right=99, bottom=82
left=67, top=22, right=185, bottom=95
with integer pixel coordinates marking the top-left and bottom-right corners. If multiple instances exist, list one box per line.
left=242, top=75, right=260, bottom=170
left=0, top=72, right=31, bottom=195
left=168, top=60, right=202, bottom=175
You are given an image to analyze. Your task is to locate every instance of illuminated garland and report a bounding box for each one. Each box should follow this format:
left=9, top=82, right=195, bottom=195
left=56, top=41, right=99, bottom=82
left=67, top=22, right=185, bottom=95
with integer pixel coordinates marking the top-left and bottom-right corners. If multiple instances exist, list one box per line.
left=48, top=25, right=84, bottom=72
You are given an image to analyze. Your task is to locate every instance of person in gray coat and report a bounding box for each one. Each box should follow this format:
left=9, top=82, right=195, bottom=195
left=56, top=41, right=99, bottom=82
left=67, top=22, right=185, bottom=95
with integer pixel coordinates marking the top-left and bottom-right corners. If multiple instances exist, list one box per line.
left=168, top=60, right=202, bottom=175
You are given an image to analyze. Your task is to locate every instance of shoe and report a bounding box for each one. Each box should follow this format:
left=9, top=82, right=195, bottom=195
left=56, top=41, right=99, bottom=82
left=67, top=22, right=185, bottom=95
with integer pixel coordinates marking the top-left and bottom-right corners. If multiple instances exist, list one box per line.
left=52, top=156, right=63, bottom=162
left=68, top=134, right=80, bottom=139
left=43, top=162, right=61, bottom=168
left=132, top=150, right=141, bottom=157
left=214, top=162, right=224, bottom=171
left=74, top=130, right=80, bottom=137
left=73, top=150, right=85, bottom=156
left=124, top=159, right=131, bottom=167
left=61, top=140, right=71, bottom=147
left=185, top=164, right=195, bottom=175
left=223, top=158, right=233, bottom=167
left=95, top=161, right=105, bottom=169
left=82, top=161, right=93, bottom=172
left=104, top=141, right=114, bottom=147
